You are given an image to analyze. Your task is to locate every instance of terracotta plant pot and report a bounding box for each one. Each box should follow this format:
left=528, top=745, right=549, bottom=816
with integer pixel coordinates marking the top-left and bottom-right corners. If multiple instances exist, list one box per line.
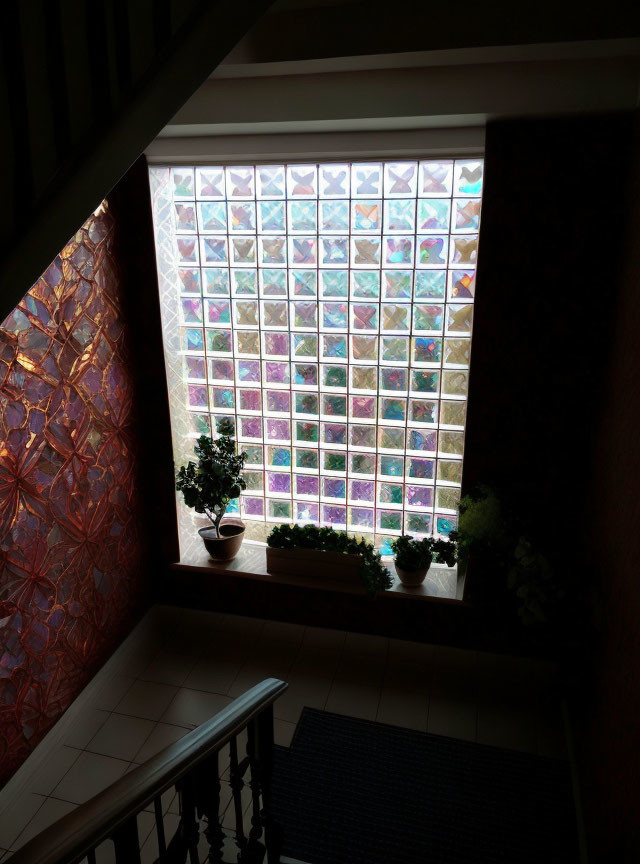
left=199, top=522, right=245, bottom=561
left=395, top=563, right=430, bottom=586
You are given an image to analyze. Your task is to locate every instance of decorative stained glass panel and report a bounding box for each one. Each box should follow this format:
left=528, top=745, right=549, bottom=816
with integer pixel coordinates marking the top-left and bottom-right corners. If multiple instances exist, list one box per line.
left=151, top=158, right=483, bottom=550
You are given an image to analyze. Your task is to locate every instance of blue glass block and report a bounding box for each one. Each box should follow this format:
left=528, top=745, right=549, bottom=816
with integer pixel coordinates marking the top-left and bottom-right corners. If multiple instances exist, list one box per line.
left=379, top=455, right=404, bottom=476
left=323, top=335, right=347, bottom=358
left=380, top=398, right=406, bottom=421
left=182, top=328, right=203, bottom=351
left=437, top=516, right=458, bottom=536
left=417, top=199, right=450, bottom=232
left=322, top=303, right=348, bottom=329
left=415, top=271, right=446, bottom=299
left=321, top=271, right=349, bottom=297
left=227, top=498, right=240, bottom=514
left=199, top=201, right=227, bottom=231
left=413, top=337, right=442, bottom=363
left=352, top=271, right=380, bottom=299
left=408, top=429, right=437, bottom=451
left=320, top=200, right=349, bottom=232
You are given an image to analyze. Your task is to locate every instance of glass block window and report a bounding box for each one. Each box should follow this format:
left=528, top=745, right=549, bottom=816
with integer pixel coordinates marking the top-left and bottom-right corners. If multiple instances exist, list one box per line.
left=150, top=160, right=483, bottom=554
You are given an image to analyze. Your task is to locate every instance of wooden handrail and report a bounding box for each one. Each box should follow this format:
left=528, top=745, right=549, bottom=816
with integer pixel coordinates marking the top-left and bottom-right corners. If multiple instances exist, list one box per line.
left=10, top=677, right=288, bottom=864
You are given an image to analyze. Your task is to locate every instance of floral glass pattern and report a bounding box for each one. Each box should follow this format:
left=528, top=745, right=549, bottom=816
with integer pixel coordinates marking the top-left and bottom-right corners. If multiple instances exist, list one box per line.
left=151, top=159, right=483, bottom=551
left=0, top=204, right=143, bottom=785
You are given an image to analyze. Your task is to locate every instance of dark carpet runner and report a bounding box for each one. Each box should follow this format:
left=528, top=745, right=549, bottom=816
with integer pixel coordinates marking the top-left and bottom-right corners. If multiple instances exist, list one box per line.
left=271, top=708, right=578, bottom=864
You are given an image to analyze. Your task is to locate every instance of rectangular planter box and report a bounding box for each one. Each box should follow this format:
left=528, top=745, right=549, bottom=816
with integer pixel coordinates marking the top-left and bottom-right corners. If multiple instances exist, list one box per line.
left=266, top=546, right=363, bottom=586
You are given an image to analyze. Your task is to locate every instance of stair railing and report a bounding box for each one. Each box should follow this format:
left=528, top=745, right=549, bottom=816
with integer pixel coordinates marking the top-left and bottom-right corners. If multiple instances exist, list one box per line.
left=9, top=677, right=288, bottom=864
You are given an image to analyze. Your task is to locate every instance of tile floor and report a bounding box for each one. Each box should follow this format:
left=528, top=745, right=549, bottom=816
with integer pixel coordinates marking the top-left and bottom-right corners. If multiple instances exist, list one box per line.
left=0, top=605, right=567, bottom=862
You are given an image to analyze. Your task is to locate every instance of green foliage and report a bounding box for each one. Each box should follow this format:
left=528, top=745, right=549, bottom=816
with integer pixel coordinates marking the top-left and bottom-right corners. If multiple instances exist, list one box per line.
left=450, top=485, right=508, bottom=564
left=508, top=537, right=567, bottom=628
left=390, top=534, right=457, bottom=571
left=267, top=523, right=392, bottom=596
left=176, top=421, right=247, bottom=537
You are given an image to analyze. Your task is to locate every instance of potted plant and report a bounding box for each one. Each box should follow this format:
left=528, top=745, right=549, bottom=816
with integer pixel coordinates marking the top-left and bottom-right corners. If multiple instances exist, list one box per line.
left=176, top=420, right=247, bottom=561
left=266, top=524, right=392, bottom=596
left=390, top=534, right=457, bottom=586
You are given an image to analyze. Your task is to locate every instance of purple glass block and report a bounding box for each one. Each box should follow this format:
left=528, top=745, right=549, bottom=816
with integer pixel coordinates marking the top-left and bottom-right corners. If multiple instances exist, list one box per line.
left=212, top=388, right=234, bottom=409
left=297, top=501, right=319, bottom=522
left=406, top=485, right=433, bottom=508
left=380, top=368, right=408, bottom=391
left=323, top=423, right=347, bottom=445
left=296, top=475, right=319, bottom=496
left=185, top=357, right=205, bottom=379
left=243, top=497, right=264, bottom=517
left=408, top=429, right=437, bottom=452
left=211, top=359, right=234, bottom=381
left=240, top=417, right=262, bottom=438
left=268, top=472, right=291, bottom=493
left=350, top=507, right=374, bottom=529
left=351, top=396, right=376, bottom=419
left=267, top=390, right=290, bottom=413
left=408, top=457, right=435, bottom=479
left=265, top=361, right=290, bottom=384
left=239, top=390, right=261, bottom=411
left=188, top=385, right=208, bottom=408
left=265, top=332, right=289, bottom=356
left=267, top=418, right=291, bottom=440
left=323, top=478, right=346, bottom=499
left=323, top=504, right=346, bottom=525
left=350, top=480, right=374, bottom=502
left=410, top=400, right=437, bottom=424
left=238, top=360, right=260, bottom=382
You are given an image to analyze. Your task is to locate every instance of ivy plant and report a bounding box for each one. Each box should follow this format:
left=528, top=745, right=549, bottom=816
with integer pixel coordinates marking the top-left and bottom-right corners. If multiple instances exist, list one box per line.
left=267, top=523, right=392, bottom=596
left=175, top=419, right=247, bottom=537
left=391, top=534, right=457, bottom=571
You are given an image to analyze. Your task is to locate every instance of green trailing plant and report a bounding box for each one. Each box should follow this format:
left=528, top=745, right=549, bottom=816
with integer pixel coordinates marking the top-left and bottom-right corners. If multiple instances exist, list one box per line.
left=176, top=420, right=247, bottom=538
left=267, top=523, right=392, bottom=596
left=391, top=534, right=457, bottom=571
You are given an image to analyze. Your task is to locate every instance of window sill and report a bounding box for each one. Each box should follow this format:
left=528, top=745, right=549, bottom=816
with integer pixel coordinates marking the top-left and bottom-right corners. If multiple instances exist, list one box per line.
left=170, top=542, right=465, bottom=602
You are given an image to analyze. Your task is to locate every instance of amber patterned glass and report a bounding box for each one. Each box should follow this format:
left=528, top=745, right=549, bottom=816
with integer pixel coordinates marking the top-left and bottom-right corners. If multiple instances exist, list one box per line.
left=151, top=159, right=483, bottom=553
left=0, top=203, right=143, bottom=785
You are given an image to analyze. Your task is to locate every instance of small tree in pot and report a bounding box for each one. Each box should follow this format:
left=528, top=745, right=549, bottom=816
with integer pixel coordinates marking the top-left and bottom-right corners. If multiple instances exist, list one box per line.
left=391, top=535, right=457, bottom=586
left=176, top=419, right=247, bottom=561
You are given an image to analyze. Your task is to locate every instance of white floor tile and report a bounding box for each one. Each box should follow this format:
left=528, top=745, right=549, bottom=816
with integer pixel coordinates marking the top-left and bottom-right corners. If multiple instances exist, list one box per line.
left=12, top=795, right=76, bottom=851
left=53, top=751, right=129, bottom=804
left=376, top=688, right=428, bottom=732
left=134, top=722, right=191, bottom=764
left=325, top=681, right=381, bottom=721
left=428, top=694, right=477, bottom=742
left=29, top=745, right=81, bottom=796
left=0, top=791, right=45, bottom=849
left=86, top=713, right=156, bottom=762
left=161, top=688, right=233, bottom=728
left=115, top=680, right=179, bottom=721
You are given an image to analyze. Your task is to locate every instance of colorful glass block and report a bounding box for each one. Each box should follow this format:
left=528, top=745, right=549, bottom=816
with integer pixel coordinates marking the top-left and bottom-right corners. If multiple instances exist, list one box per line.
left=321, top=237, right=349, bottom=265
left=207, top=300, right=231, bottom=325
left=323, top=335, right=347, bottom=359
left=177, top=237, right=198, bottom=263
left=203, top=237, right=227, bottom=263
left=320, top=200, right=350, bottom=232
left=406, top=485, right=433, bottom=508
left=243, top=471, right=265, bottom=491
left=181, top=328, right=203, bottom=351
left=181, top=298, right=203, bottom=324
left=351, top=271, right=380, bottom=299
left=245, top=445, right=264, bottom=464
left=293, top=334, right=318, bottom=357
left=411, top=370, right=438, bottom=393
left=257, top=166, right=285, bottom=198
left=227, top=167, right=254, bottom=197
left=381, top=304, right=410, bottom=332
left=351, top=335, right=378, bottom=361
left=296, top=421, right=318, bottom=442
left=384, top=199, right=415, bottom=232
left=410, top=400, right=437, bottom=424
left=261, top=269, right=287, bottom=296
left=288, top=165, right=317, bottom=197
left=188, top=384, right=208, bottom=408
left=454, top=160, right=483, bottom=196
left=451, top=236, right=478, bottom=266
left=289, top=200, right=317, bottom=232
left=268, top=472, right=291, bottom=494
left=240, top=417, right=262, bottom=438
left=351, top=453, right=376, bottom=474
left=440, top=401, right=467, bottom=426
left=323, top=451, right=346, bottom=472
left=453, top=198, right=482, bottom=232
left=265, top=361, right=290, bottom=384
left=296, top=449, right=318, bottom=469
left=407, top=457, right=435, bottom=479
left=352, top=304, right=378, bottom=330
left=260, top=237, right=286, bottom=265
left=378, top=510, right=402, bottom=531
left=412, top=337, right=442, bottom=364
left=231, top=271, right=257, bottom=296
left=231, top=238, right=256, bottom=264
left=266, top=390, right=290, bottom=413
left=239, top=390, right=261, bottom=412
left=414, top=304, right=443, bottom=332
left=292, top=364, right=316, bottom=386
left=352, top=238, right=380, bottom=266
left=294, top=301, right=318, bottom=329
left=179, top=267, right=201, bottom=294
left=322, top=423, right=347, bottom=445
left=261, top=301, right=287, bottom=328
left=323, top=478, right=346, bottom=499
left=439, top=431, right=464, bottom=455
left=322, top=365, right=347, bottom=388
left=292, top=271, right=317, bottom=296
left=420, top=161, right=453, bottom=196
left=380, top=398, right=406, bottom=421
left=437, top=516, right=458, bottom=536
left=437, top=487, right=460, bottom=510
left=320, top=270, right=348, bottom=297
left=350, top=480, right=375, bottom=502
left=442, top=370, right=468, bottom=396
left=447, top=304, right=473, bottom=333
left=353, top=201, right=380, bottom=232
left=381, top=336, right=408, bottom=362
left=296, top=474, right=319, bottom=496
left=383, top=272, right=412, bottom=299
left=266, top=418, right=291, bottom=440
left=259, top=200, right=286, bottom=232
left=378, top=427, right=405, bottom=450
left=229, top=202, right=255, bottom=232
left=213, top=415, right=235, bottom=435
left=323, top=504, right=347, bottom=525
left=297, top=501, right=320, bottom=522
left=290, top=237, right=316, bottom=265
left=264, top=332, right=289, bottom=356
left=444, top=338, right=471, bottom=366
left=415, top=271, right=446, bottom=299
left=384, top=162, right=417, bottom=197
left=206, top=329, right=232, bottom=353
left=349, top=507, right=375, bottom=528
left=232, top=301, right=257, bottom=327
left=379, top=482, right=403, bottom=505
left=350, top=366, right=377, bottom=390
left=175, top=203, right=196, bottom=232
left=380, top=367, right=408, bottom=391
left=351, top=425, right=376, bottom=448
left=211, top=387, right=234, bottom=409
left=295, top=393, right=319, bottom=415
left=322, top=395, right=347, bottom=416
left=352, top=163, right=382, bottom=196
left=269, top=499, right=292, bottom=519
left=320, top=164, right=349, bottom=197
left=438, top=460, right=463, bottom=483
left=236, top=331, right=260, bottom=355
left=449, top=270, right=476, bottom=299
left=417, top=199, right=450, bottom=232
left=351, top=396, right=376, bottom=419
left=379, top=455, right=404, bottom=477
left=203, top=268, right=229, bottom=296
left=235, top=359, right=259, bottom=383
left=186, top=356, right=206, bottom=379
left=196, top=167, right=223, bottom=197
left=408, top=429, right=437, bottom=452
left=418, top=236, right=447, bottom=267
left=384, top=237, right=413, bottom=266
left=406, top=513, right=432, bottom=535
left=243, top=497, right=265, bottom=517
left=173, top=168, right=194, bottom=196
